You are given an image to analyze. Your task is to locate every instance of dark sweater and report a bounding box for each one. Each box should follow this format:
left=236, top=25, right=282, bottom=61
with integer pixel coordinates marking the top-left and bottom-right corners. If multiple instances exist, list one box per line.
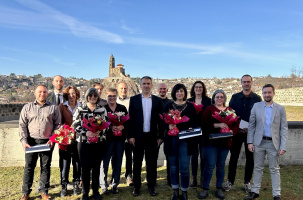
left=187, top=96, right=211, bottom=127
left=163, top=102, right=198, bottom=156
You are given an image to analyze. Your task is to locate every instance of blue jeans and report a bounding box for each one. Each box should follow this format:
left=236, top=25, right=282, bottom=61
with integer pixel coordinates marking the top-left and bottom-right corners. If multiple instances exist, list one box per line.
left=168, top=137, right=191, bottom=191
left=191, top=136, right=206, bottom=177
left=203, top=144, right=229, bottom=190
left=102, top=140, right=125, bottom=188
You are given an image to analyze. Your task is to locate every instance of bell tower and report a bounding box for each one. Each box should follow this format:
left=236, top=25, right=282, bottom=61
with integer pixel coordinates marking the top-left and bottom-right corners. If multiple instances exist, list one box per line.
left=109, top=54, right=115, bottom=77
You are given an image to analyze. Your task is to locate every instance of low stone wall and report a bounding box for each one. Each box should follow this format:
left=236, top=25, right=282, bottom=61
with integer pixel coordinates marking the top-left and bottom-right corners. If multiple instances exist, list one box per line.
left=0, top=104, right=25, bottom=122
left=0, top=121, right=302, bottom=167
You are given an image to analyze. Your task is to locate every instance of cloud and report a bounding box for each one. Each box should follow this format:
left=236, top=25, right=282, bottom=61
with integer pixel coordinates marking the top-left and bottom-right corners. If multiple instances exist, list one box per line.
left=12, top=0, right=123, bottom=43
left=0, top=56, right=32, bottom=64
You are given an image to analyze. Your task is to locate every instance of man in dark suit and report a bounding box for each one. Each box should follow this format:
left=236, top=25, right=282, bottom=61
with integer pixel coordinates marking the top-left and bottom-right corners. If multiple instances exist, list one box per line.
left=128, top=76, right=163, bottom=196
left=46, top=75, right=65, bottom=105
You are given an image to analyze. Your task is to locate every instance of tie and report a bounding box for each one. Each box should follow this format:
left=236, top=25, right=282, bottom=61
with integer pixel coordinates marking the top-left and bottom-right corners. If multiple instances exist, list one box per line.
left=57, top=94, right=60, bottom=105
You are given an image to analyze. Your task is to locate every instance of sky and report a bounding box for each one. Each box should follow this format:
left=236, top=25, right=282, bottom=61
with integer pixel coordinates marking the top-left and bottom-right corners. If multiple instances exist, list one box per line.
left=0, top=0, right=302, bottom=79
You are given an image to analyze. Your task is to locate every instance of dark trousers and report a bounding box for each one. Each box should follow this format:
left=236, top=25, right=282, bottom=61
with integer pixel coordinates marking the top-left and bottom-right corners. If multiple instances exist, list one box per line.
left=78, top=141, right=103, bottom=196
left=191, top=136, right=206, bottom=177
left=133, top=133, right=158, bottom=189
left=22, top=138, right=53, bottom=195
left=59, top=143, right=81, bottom=186
left=227, top=132, right=254, bottom=184
left=102, top=140, right=125, bottom=188
left=124, top=141, right=133, bottom=178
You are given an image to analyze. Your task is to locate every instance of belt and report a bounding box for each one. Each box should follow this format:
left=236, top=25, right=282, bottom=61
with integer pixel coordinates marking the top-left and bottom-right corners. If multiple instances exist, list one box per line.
left=263, top=136, right=272, bottom=140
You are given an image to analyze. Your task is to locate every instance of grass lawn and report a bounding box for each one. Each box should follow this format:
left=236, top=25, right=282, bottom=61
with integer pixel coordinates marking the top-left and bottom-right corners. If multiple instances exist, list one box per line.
left=285, top=106, right=303, bottom=121
left=0, top=165, right=302, bottom=200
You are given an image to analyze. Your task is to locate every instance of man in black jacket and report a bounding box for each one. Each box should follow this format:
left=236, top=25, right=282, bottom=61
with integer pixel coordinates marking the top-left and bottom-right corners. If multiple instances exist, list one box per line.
left=46, top=75, right=65, bottom=105
left=128, top=76, right=163, bottom=196
left=224, top=74, right=262, bottom=193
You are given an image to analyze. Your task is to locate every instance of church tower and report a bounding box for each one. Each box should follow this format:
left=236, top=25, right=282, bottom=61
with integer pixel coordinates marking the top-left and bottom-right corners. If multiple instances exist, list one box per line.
left=109, top=54, right=115, bottom=77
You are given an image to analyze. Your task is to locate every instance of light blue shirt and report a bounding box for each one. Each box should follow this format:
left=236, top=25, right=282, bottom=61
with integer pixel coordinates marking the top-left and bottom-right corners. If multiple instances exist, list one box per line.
left=263, top=101, right=273, bottom=138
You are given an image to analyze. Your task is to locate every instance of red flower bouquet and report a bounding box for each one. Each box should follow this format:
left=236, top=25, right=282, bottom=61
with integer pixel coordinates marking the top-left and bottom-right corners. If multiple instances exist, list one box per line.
left=82, top=115, right=111, bottom=143
left=212, top=108, right=239, bottom=133
left=50, top=124, right=76, bottom=150
left=189, top=102, right=203, bottom=114
left=108, top=112, right=130, bottom=136
left=160, top=109, right=189, bottom=136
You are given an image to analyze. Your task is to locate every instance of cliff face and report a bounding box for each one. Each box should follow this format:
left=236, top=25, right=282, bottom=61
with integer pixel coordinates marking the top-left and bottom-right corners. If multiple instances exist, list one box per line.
left=101, top=77, right=139, bottom=99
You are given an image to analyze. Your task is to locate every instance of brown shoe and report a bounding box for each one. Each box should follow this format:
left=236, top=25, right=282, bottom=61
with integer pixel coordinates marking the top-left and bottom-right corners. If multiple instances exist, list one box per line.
left=126, top=177, right=134, bottom=186
left=41, top=193, right=51, bottom=200
left=19, top=194, right=29, bottom=200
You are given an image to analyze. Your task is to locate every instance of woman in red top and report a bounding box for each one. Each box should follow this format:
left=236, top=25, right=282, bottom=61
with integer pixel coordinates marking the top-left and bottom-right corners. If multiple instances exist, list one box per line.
left=58, top=86, right=81, bottom=197
left=199, top=90, right=239, bottom=200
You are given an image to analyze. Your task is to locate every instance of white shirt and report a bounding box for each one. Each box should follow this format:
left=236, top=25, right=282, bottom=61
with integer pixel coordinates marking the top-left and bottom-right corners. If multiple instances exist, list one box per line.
left=142, top=94, right=152, bottom=132
left=116, top=96, right=130, bottom=111
left=63, top=101, right=81, bottom=115
left=54, top=91, right=64, bottom=105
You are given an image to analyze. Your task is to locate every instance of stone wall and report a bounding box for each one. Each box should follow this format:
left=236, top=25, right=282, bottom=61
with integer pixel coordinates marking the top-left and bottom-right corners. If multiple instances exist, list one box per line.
left=1, top=121, right=302, bottom=167
left=0, top=104, right=25, bottom=122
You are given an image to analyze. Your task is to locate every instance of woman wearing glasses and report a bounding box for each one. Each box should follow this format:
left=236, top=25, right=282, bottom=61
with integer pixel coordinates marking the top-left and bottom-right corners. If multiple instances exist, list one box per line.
left=187, top=81, right=211, bottom=187
left=199, top=90, right=239, bottom=200
left=73, top=88, right=107, bottom=200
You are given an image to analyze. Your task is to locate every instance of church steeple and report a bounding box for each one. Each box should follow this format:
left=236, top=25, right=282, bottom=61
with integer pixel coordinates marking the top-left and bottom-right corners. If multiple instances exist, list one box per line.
left=109, top=54, right=115, bottom=77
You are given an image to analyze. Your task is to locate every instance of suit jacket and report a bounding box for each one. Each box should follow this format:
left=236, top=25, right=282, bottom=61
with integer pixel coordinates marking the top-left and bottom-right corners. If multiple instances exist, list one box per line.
left=128, top=94, right=163, bottom=140
left=47, top=91, right=66, bottom=105
left=247, top=101, right=288, bottom=151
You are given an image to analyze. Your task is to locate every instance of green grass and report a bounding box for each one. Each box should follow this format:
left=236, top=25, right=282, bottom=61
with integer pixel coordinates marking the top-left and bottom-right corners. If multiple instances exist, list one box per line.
left=285, top=106, right=303, bottom=121
left=0, top=165, right=302, bottom=200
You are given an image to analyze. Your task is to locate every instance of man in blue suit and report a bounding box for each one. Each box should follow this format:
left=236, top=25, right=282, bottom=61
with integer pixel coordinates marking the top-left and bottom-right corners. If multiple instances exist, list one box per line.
left=244, top=84, right=288, bottom=200
left=128, top=76, right=163, bottom=197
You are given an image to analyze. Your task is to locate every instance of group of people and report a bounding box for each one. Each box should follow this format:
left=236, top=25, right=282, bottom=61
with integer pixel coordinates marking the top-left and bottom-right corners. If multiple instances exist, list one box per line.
left=18, top=74, right=288, bottom=200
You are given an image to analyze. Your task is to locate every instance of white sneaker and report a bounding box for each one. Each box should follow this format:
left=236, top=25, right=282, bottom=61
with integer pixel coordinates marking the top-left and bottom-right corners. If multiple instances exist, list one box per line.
left=244, top=182, right=251, bottom=193
left=223, top=180, right=232, bottom=191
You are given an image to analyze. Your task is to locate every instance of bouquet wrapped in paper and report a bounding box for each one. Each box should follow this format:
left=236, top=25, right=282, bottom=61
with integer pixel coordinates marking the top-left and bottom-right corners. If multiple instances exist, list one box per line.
left=212, top=108, right=239, bottom=133
left=50, top=124, right=76, bottom=150
left=82, top=115, right=111, bottom=143
left=108, top=112, right=130, bottom=136
left=160, top=109, right=189, bottom=136
left=189, top=102, right=203, bottom=114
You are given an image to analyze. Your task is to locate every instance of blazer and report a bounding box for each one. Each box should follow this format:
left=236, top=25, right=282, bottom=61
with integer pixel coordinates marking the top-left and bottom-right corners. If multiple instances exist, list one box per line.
left=128, top=94, right=163, bottom=140
left=47, top=91, right=66, bottom=105
left=247, top=101, right=288, bottom=151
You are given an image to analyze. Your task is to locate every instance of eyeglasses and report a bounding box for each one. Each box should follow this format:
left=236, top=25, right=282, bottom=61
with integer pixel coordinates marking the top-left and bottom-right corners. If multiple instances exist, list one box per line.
left=88, top=94, right=98, bottom=98
left=215, top=96, right=224, bottom=99
left=195, top=86, right=203, bottom=89
left=108, top=95, right=117, bottom=98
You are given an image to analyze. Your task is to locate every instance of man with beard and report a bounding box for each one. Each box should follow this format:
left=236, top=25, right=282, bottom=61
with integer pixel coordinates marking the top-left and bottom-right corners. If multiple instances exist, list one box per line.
left=244, top=84, right=287, bottom=200
left=128, top=76, right=163, bottom=196
left=19, top=85, right=61, bottom=200
left=157, top=83, right=173, bottom=185
left=47, top=75, right=66, bottom=105
left=224, top=75, right=261, bottom=193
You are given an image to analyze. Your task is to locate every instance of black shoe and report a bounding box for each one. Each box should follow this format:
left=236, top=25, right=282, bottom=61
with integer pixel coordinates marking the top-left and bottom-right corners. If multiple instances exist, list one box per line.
left=102, top=188, right=110, bottom=195
left=111, top=186, right=119, bottom=194
left=170, top=189, right=179, bottom=200
left=148, top=187, right=157, bottom=196
left=132, top=188, right=140, bottom=196
left=82, top=194, right=89, bottom=200
left=216, top=189, right=225, bottom=199
left=73, top=183, right=81, bottom=195
left=181, top=191, right=188, bottom=200
left=190, top=177, right=197, bottom=187
left=274, top=196, right=281, bottom=200
left=199, top=190, right=208, bottom=199
left=93, top=192, right=102, bottom=200
left=244, top=192, right=259, bottom=200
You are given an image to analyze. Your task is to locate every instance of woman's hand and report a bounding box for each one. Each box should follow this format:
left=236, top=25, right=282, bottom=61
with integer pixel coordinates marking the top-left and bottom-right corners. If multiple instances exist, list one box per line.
left=169, top=124, right=176, bottom=130
left=112, top=125, right=124, bottom=131
left=86, top=131, right=99, bottom=137
left=214, top=123, right=228, bottom=129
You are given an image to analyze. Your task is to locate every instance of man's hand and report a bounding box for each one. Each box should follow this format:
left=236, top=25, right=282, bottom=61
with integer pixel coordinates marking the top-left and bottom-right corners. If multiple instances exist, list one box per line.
left=278, top=150, right=286, bottom=156
left=23, top=144, right=31, bottom=152
left=157, top=139, right=163, bottom=147
left=46, top=140, right=54, bottom=148
left=248, top=144, right=254, bottom=152
left=129, top=138, right=135, bottom=147
left=86, top=131, right=99, bottom=137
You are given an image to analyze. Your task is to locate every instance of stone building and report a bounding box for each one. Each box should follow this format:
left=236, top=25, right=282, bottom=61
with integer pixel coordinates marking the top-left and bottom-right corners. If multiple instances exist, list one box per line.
left=108, top=54, right=130, bottom=78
